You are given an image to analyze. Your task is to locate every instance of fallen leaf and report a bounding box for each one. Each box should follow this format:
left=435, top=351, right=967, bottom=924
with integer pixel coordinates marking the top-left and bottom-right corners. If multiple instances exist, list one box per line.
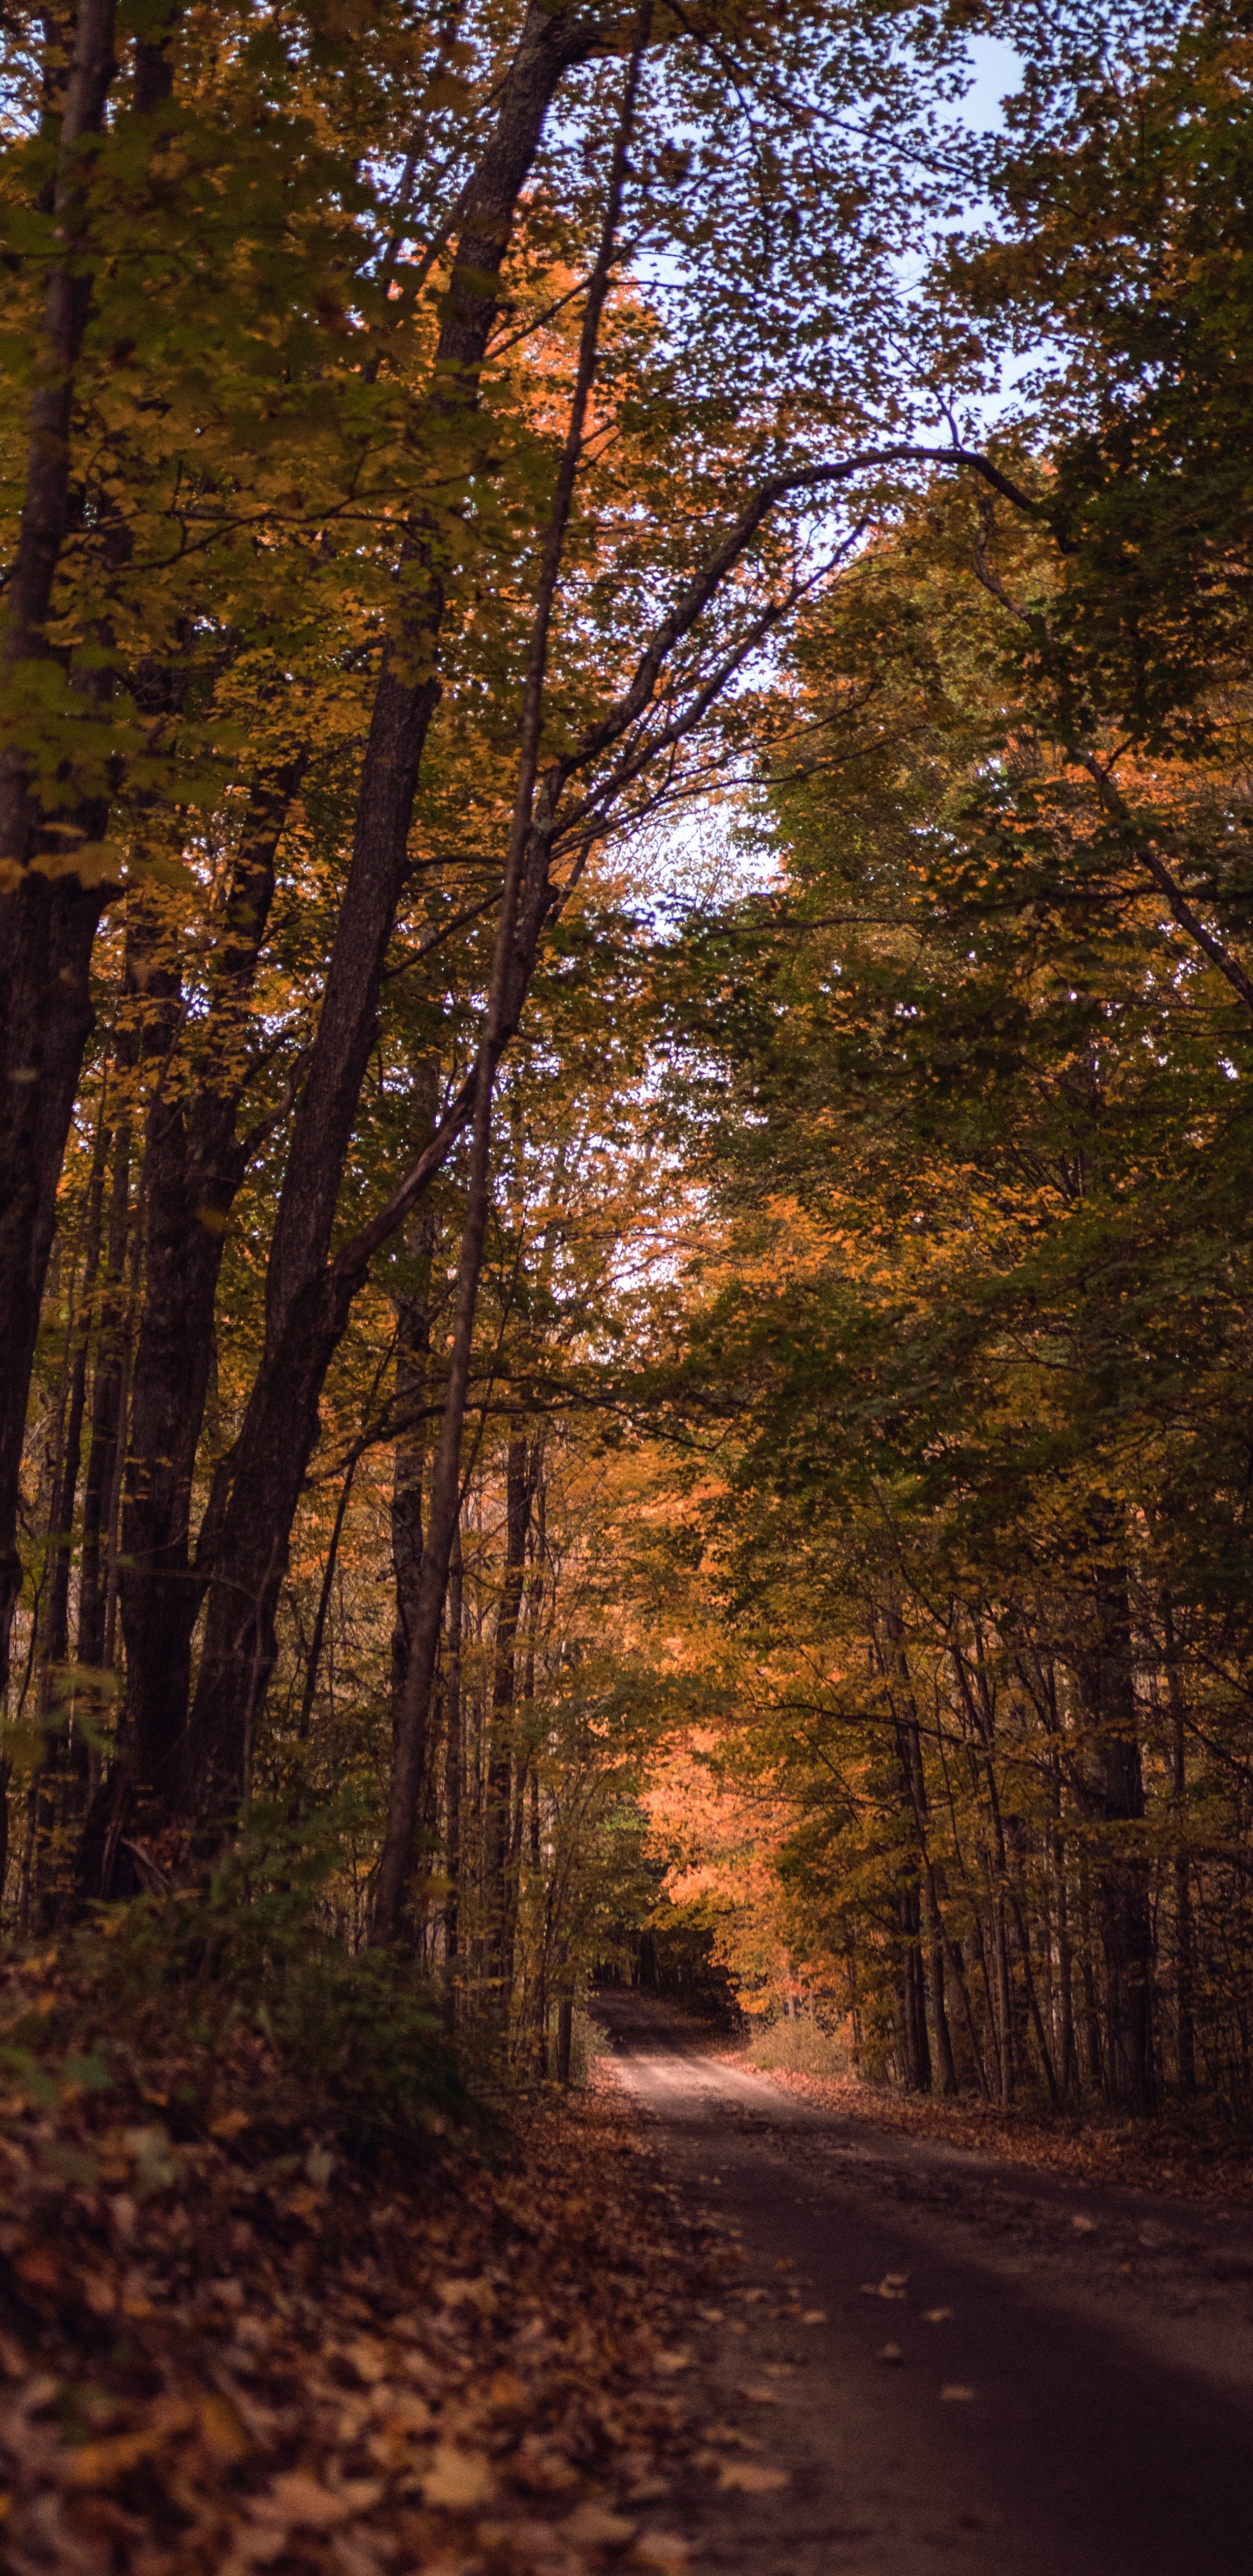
left=566, top=2502, right=637, bottom=2544
left=631, top=2534, right=690, bottom=2569
left=876, top=2343, right=903, bottom=2365
left=1070, top=2214, right=1098, bottom=2234
left=736, top=2383, right=782, bottom=2405
left=940, top=2385, right=975, bottom=2402
left=801, top=2308, right=827, bottom=2324
left=209, top=2109, right=250, bottom=2140
left=653, top=2348, right=693, bottom=2375
left=424, top=2445, right=498, bottom=2509
left=70, top=2429, right=165, bottom=2488
left=199, top=2392, right=251, bottom=2462
left=437, top=2277, right=496, bottom=2315
left=14, top=2251, right=59, bottom=2291
left=251, top=2471, right=352, bottom=2530
left=923, top=2307, right=954, bottom=2324
left=716, top=2463, right=789, bottom=2494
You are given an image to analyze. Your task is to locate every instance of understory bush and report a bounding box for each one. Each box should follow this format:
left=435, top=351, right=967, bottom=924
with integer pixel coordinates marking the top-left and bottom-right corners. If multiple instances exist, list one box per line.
left=746, top=2007, right=852, bottom=2081
left=0, top=1806, right=466, bottom=2162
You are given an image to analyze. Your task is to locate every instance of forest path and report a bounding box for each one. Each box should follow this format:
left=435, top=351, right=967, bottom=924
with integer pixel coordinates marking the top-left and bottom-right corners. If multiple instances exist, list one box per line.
left=593, top=1990, right=1253, bottom=2575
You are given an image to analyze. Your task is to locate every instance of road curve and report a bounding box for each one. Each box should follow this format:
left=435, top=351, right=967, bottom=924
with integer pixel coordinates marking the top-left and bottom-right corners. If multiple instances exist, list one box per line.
left=593, top=1989, right=1253, bottom=2575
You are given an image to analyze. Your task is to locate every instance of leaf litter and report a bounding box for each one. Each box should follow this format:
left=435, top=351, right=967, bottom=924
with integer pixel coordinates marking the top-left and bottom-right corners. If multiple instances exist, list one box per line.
left=0, top=2029, right=767, bottom=2575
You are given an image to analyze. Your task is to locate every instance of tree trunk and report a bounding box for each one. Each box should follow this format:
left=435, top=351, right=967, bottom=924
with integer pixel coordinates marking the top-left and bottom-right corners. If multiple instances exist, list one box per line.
left=295, top=1458, right=356, bottom=1747
left=77, top=1123, right=131, bottom=1671
left=897, top=1881, right=932, bottom=2092
left=1078, top=1526, right=1155, bottom=2111
left=117, top=767, right=302, bottom=1817
left=556, top=1991, right=573, bottom=2087
left=881, top=1608, right=955, bottom=2093
left=177, top=2, right=600, bottom=1827
left=485, top=1433, right=534, bottom=2017
left=41, top=1106, right=109, bottom=1689
left=1160, top=1591, right=1196, bottom=2094
left=443, top=1520, right=464, bottom=2024
left=0, top=0, right=119, bottom=1694
left=389, top=1077, right=439, bottom=1737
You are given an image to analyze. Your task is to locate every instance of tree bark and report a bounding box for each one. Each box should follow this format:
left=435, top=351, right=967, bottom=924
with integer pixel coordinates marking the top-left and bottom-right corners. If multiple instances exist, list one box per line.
left=1077, top=1523, right=1155, bottom=2110
left=116, top=766, right=302, bottom=1814
left=443, top=1519, right=464, bottom=2022
left=484, top=1433, right=534, bottom=2016
left=40, top=1104, right=109, bottom=1687
left=177, top=0, right=602, bottom=1827
left=371, top=18, right=652, bottom=1944
left=76, top=1120, right=131, bottom=1672
left=0, top=0, right=119, bottom=1694
left=389, top=1075, right=439, bottom=1737
left=1161, top=1590, right=1196, bottom=2094
left=881, top=1608, right=957, bottom=2095
left=896, top=1880, right=932, bottom=2092
left=295, top=1456, right=356, bottom=1747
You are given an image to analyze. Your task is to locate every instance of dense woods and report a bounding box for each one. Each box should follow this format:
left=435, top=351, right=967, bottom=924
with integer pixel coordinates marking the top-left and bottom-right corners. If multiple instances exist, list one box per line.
left=3, top=0, right=1253, bottom=2145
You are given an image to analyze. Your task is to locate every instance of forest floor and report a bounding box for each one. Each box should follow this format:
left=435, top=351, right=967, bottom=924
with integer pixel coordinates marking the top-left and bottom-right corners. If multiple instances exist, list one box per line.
left=4, top=1987, right=1253, bottom=2575
left=0, top=2002, right=738, bottom=2576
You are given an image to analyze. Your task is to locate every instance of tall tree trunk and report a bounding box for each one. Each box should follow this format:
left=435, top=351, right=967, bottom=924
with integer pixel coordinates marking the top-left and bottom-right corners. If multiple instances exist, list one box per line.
left=443, top=1520, right=464, bottom=2023
left=117, top=767, right=302, bottom=1818
left=485, top=1433, right=533, bottom=2017
left=295, top=1456, right=356, bottom=1747
left=1078, top=1521, right=1155, bottom=2111
left=896, top=1880, right=931, bottom=2092
left=881, top=1608, right=957, bottom=2095
left=178, top=2, right=602, bottom=1828
left=40, top=1104, right=109, bottom=1691
left=389, top=1077, right=439, bottom=1738
left=0, top=0, right=120, bottom=1696
left=1076, top=1857, right=1105, bottom=2096
left=1161, top=1590, right=1196, bottom=2094
left=77, top=1122, right=131, bottom=1671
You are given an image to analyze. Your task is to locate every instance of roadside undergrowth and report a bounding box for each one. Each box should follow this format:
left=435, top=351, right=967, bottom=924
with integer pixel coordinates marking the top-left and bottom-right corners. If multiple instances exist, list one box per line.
left=0, top=1915, right=727, bottom=2575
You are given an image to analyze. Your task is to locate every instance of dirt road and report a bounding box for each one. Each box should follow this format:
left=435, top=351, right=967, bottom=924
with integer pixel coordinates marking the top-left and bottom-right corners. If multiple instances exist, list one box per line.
left=593, top=1990, right=1253, bottom=2574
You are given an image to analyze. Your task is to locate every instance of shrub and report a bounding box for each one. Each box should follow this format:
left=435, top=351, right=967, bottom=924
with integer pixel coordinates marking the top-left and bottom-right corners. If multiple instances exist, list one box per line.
left=746, top=2007, right=852, bottom=2082
left=0, top=1805, right=466, bottom=2163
